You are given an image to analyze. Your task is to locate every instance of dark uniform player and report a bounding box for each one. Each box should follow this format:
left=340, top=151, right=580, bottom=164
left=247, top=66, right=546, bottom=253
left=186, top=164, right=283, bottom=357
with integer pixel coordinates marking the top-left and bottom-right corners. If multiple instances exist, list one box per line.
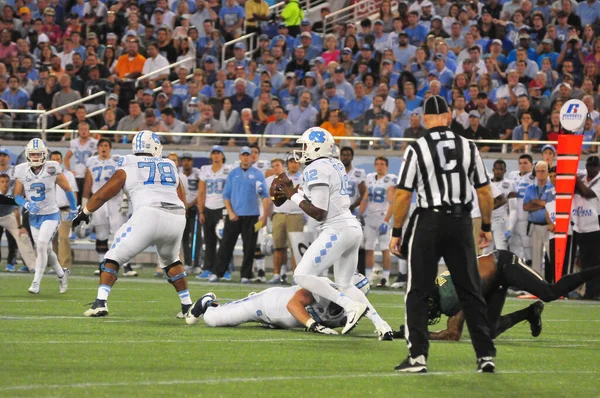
left=390, top=95, right=496, bottom=373
left=394, top=250, right=600, bottom=340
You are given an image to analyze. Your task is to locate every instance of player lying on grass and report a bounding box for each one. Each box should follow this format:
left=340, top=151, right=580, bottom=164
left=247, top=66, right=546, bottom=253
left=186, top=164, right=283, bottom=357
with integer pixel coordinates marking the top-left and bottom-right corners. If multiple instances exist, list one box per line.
left=394, top=249, right=600, bottom=340
left=186, top=273, right=395, bottom=340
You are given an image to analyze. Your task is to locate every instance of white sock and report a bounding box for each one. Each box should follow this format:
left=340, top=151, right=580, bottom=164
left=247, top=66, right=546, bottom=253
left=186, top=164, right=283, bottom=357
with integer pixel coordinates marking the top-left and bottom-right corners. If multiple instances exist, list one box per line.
left=178, top=289, right=192, bottom=305
left=272, top=273, right=280, bottom=279
left=97, top=284, right=111, bottom=301
left=294, top=274, right=355, bottom=311
left=280, top=264, right=287, bottom=276
left=98, top=253, right=105, bottom=263
left=365, top=268, right=373, bottom=282
left=399, top=258, right=407, bottom=274
left=383, top=270, right=390, bottom=280
left=255, top=259, right=265, bottom=272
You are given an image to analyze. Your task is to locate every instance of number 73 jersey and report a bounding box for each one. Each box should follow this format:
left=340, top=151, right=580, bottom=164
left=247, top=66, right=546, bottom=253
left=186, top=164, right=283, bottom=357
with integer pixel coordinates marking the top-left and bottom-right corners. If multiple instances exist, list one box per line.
left=117, top=154, right=184, bottom=213
left=14, top=161, right=62, bottom=215
left=86, top=155, right=121, bottom=193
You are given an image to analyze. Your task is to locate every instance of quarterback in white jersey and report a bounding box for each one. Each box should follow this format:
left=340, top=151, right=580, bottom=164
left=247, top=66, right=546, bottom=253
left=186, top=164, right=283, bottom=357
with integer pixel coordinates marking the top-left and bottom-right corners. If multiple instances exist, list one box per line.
left=359, top=157, right=396, bottom=287
left=64, top=123, right=98, bottom=198
left=13, top=138, right=78, bottom=294
left=275, top=127, right=393, bottom=339
left=187, top=273, right=392, bottom=338
left=83, top=138, right=127, bottom=267
left=197, top=145, right=231, bottom=280
left=73, top=131, right=192, bottom=318
left=507, top=154, right=535, bottom=262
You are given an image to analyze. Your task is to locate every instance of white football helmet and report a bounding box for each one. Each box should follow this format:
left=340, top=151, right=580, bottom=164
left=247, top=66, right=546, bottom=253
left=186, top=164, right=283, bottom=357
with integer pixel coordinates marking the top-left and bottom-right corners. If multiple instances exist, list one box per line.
left=25, top=138, right=48, bottom=167
left=132, top=130, right=162, bottom=158
left=215, top=218, right=225, bottom=240
left=352, top=273, right=370, bottom=296
left=261, top=234, right=274, bottom=256
left=293, top=127, right=335, bottom=164
left=75, top=220, right=92, bottom=239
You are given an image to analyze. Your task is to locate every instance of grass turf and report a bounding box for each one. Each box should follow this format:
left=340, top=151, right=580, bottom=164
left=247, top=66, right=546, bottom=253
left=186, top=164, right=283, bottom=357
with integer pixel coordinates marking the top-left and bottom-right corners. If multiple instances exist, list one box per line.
left=1, top=268, right=599, bottom=397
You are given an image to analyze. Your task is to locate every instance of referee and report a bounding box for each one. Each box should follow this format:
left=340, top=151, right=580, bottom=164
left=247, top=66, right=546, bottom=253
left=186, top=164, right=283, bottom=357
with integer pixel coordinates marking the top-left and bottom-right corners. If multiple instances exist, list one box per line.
left=389, top=95, right=497, bottom=373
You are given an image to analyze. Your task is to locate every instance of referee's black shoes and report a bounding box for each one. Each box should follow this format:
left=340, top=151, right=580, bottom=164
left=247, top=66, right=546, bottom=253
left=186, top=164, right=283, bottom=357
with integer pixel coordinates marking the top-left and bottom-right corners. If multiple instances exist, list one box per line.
left=477, top=357, right=496, bottom=373
left=394, top=355, right=427, bottom=373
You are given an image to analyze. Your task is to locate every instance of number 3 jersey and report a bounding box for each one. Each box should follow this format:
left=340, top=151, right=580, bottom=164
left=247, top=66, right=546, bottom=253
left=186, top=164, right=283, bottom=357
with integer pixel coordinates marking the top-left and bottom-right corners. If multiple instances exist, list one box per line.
left=86, top=155, right=120, bottom=193
left=364, top=173, right=397, bottom=224
left=117, top=155, right=184, bottom=212
left=198, top=164, right=231, bottom=210
left=14, top=161, right=62, bottom=215
left=301, top=157, right=356, bottom=227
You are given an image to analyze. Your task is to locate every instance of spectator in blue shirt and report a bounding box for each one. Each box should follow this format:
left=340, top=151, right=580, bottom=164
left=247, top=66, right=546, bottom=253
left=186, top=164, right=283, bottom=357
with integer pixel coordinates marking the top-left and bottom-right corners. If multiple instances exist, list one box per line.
left=2, top=75, right=29, bottom=109
left=402, top=81, right=423, bottom=111
left=343, top=81, right=372, bottom=121
left=512, top=112, right=543, bottom=153
left=287, top=90, right=318, bottom=135
left=404, top=11, right=429, bottom=46
left=322, top=81, right=348, bottom=110
left=578, top=0, right=600, bottom=27
left=537, top=39, right=559, bottom=69
left=294, top=19, right=323, bottom=49
left=264, top=106, right=294, bottom=146
left=432, top=53, right=455, bottom=89
left=219, top=0, right=245, bottom=41
left=373, top=113, right=403, bottom=149
left=215, top=146, right=269, bottom=283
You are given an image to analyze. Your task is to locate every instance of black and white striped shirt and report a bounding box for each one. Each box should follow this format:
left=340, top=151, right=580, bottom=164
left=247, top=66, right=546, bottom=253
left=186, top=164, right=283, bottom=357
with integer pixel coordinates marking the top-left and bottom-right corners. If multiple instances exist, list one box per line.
left=397, top=127, right=489, bottom=208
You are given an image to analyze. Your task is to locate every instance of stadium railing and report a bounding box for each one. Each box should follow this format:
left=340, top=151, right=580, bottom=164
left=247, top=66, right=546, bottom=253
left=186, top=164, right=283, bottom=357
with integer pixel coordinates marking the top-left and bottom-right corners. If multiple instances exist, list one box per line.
left=221, top=32, right=259, bottom=68
left=323, top=0, right=398, bottom=34
left=1, top=127, right=598, bottom=154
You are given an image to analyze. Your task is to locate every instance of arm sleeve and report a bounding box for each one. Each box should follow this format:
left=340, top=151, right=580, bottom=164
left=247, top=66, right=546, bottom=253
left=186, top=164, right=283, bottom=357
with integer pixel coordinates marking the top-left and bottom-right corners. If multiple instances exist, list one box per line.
left=508, top=197, right=518, bottom=231
left=396, top=146, right=417, bottom=192
left=308, top=184, right=330, bottom=211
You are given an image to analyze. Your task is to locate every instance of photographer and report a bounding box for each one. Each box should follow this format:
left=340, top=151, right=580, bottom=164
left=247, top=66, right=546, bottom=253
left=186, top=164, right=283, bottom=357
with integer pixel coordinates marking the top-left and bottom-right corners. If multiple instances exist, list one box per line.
left=557, top=35, right=585, bottom=72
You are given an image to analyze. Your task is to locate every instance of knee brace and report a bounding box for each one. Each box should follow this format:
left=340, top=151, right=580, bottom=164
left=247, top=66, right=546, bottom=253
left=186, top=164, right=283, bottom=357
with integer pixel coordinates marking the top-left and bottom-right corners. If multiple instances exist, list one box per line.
left=164, top=261, right=187, bottom=284
left=100, top=259, right=120, bottom=279
left=96, top=239, right=109, bottom=254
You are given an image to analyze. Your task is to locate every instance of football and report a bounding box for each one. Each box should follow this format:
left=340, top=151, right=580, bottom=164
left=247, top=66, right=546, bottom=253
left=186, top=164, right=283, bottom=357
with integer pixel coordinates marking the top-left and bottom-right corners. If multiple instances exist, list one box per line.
left=270, top=173, right=290, bottom=207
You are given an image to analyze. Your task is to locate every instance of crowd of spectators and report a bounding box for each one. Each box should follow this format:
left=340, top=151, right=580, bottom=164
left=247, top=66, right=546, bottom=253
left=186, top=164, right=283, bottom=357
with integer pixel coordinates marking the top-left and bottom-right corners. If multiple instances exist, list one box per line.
left=1, top=0, right=600, bottom=152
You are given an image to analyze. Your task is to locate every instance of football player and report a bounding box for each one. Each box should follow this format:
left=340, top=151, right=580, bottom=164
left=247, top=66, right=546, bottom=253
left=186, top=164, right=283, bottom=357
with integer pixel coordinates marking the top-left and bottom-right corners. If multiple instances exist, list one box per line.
left=394, top=250, right=600, bottom=341
left=13, top=138, right=78, bottom=294
left=187, top=273, right=394, bottom=339
left=197, top=145, right=231, bottom=281
left=490, top=160, right=512, bottom=251
left=74, top=131, right=192, bottom=318
left=274, top=127, right=392, bottom=337
left=0, top=147, right=20, bottom=272
left=507, top=154, right=534, bottom=263
left=179, top=152, right=202, bottom=274
left=265, top=156, right=304, bottom=284
left=64, top=122, right=98, bottom=203
left=358, top=156, right=396, bottom=287
left=83, top=139, right=131, bottom=275
left=339, top=147, right=367, bottom=274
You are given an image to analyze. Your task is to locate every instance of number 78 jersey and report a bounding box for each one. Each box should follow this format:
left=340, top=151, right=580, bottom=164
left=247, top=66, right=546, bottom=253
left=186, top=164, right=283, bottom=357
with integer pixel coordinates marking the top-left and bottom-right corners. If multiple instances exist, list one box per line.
left=117, top=155, right=184, bottom=212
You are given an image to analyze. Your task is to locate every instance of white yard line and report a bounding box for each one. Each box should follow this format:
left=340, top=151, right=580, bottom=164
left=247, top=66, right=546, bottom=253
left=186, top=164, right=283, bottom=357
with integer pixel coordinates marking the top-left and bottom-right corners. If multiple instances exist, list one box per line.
left=0, top=370, right=599, bottom=392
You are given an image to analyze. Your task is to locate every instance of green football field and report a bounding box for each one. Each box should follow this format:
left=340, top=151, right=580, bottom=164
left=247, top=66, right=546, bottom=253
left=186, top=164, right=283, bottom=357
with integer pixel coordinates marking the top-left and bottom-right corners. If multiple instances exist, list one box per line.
left=1, top=268, right=599, bottom=397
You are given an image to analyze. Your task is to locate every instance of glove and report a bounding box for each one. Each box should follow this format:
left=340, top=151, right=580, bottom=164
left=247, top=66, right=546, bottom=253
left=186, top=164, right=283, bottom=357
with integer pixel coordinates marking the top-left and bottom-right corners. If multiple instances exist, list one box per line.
left=392, top=324, right=406, bottom=339
left=378, top=222, right=389, bottom=235
left=71, top=207, right=91, bottom=228
left=24, top=201, right=40, bottom=214
left=254, top=219, right=264, bottom=232
left=504, top=229, right=512, bottom=240
left=67, top=208, right=78, bottom=222
left=305, top=319, right=338, bottom=335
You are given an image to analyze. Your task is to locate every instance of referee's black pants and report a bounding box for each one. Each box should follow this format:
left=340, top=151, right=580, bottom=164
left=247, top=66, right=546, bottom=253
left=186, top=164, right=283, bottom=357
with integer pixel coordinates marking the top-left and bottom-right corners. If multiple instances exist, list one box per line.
left=202, top=207, right=223, bottom=273
left=182, top=206, right=202, bottom=268
left=573, top=230, right=600, bottom=299
left=406, top=209, right=495, bottom=359
left=214, top=215, right=258, bottom=279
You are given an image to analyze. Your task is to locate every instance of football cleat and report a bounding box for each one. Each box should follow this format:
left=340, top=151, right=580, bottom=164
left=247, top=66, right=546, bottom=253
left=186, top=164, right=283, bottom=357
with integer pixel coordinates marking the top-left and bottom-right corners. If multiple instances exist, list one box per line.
left=58, top=272, right=68, bottom=294
left=222, top=271, right=232, bottom=281
left=476, top=357, right=495, bottom=373
left=377, top=278, right=387, bottom=288
left=176, top=304, right=192, bottom=319
left=5, top=264, right=15, bottom=272
left=186, top=292, right=217, bottom=325
left=376, top=323, right=394, bottom=341
left=341, top=302, right=368, bottom=335
left=267, top=275, right=282, bottom=284
left=528, top=301, right=544, bottom=337
left=390, top=281, right=406, bottom=289
left=192, top=267, right=202, bottom=275
left=154, top=271, right=164, bottom=278
left=197, top=270, right=213, bottom=279
left=122, top=264, right=138, bottom=277
left=84, top=302, right=109, bottom=317
left=18, top=266, right=30, bottom=273
left=253, top=269, right=266, bottom=283
left=94, top=269, right=101, bottom=276
left=208, top=274, right=218, bottom=282
left=241, top=278, right=250, bottom=284
left=28, top=281, right=40, bottom=294
left=395, top=355, right=427, bottom=373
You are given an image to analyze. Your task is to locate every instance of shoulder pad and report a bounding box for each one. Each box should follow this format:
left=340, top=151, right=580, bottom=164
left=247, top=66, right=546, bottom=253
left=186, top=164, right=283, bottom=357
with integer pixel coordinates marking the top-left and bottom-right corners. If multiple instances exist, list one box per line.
left=528, top=174, right=535, bottom=181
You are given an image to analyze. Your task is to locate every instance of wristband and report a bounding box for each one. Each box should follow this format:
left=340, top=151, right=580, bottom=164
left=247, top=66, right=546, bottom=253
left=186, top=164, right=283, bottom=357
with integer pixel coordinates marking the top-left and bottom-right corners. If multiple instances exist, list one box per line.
left=83, top=206, right=92, bottom=216
left=291, top=192, right=304, bottom=207
left=392, top=227, right=403, bottom=238
left=481, top=222, right=491, bottom=233
left=305, top=318, right=316, bottom=328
